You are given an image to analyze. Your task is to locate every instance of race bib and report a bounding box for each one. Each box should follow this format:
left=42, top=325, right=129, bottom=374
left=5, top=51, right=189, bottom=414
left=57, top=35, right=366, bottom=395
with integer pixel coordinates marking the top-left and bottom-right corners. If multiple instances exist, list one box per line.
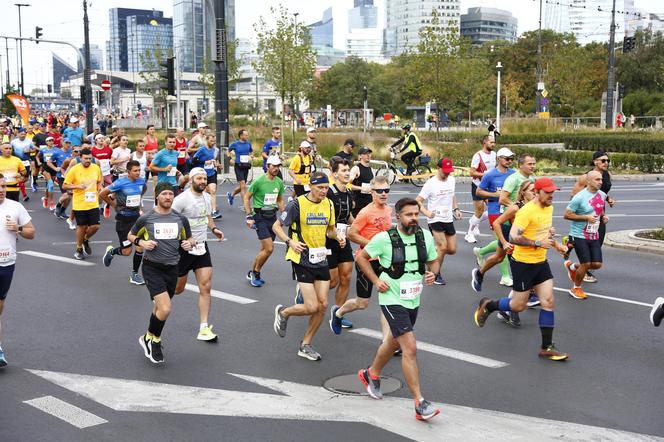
left=204, top=160, right=215, bottom=170
left=126, top=194, right=141, bottom=207
left=239, top=154, right=250, bottom=164
left=99, top=159, right=111, bottom=175
left=154, top=222, right=178, bottom=240
left=44, top=153, right=53, bottom=161
left=178, top=150, right=186, bottom=158
left=167, top=167, right=177, bottom=177
left=188, top=241, right=206, bottom=256
left=585, top=219, right=600, bottom=234
left=84, top=191, right=97, bottom=202
left=399, top=280, right=423, bottom=301
left=22, top=160, right=30, bottom=167
left=361, top=182, right=371, bottom=194
left=263, top=193, right=278, bottom=206
left=0, top=247, right=11, bottom=263
left=308, top=247, right=329, bottom=264
left=336, top=223, right=348, bottom=238
left=435, top=207, right=451, bottom=219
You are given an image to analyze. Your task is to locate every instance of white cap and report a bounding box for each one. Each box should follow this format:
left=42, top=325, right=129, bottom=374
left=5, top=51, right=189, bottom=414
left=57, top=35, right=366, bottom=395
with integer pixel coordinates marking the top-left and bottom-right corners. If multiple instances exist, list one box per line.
left=496, top=147, right=515, bottom=158
left=299, top=140, right=312, bottom=149
left=45, top=136, right=54, bottom=141
left=94, top=133, right=105, bottom=140
left=70, top=117, right=79, bottom=123
left=266, top=155, right=281, bottom=166
left=306, top=127, right=316, bottom=133
left=189, top=167, right=207, bottom=178
left=197, top=122, right=208, bottom=129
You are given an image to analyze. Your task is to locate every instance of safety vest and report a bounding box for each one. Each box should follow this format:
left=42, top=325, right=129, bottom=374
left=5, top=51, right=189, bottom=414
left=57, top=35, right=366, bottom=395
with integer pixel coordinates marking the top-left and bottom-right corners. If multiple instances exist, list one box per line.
left=286, top=195, right=333, bottom=264
left=381, top=227, right=428, bottom=279
left=404, top=132, right=422, bottom=154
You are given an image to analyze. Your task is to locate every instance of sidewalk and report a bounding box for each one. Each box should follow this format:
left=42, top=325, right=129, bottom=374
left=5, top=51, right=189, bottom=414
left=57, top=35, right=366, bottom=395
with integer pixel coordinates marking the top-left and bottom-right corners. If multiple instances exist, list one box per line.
left=605, top=229, right=664, bottom=256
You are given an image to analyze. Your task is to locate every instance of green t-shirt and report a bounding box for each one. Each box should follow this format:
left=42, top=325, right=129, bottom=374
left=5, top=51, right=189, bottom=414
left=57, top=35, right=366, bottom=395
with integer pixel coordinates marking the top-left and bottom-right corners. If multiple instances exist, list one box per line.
left=501, top=171, right=535, bottom=208
left=364, top=228, right=437, bottom=309
left=248, top=174, right=285, bottom=209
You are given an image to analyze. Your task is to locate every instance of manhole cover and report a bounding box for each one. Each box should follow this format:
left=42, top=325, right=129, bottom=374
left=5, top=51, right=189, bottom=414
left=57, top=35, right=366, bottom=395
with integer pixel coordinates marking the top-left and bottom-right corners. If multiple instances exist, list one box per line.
left=323, top=374, right=402, bottom=396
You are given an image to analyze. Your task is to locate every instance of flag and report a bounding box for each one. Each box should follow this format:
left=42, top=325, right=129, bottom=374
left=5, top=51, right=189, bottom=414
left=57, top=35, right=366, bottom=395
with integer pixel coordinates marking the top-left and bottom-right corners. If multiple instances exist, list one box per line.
left=7, top=94, right=31, bottom=125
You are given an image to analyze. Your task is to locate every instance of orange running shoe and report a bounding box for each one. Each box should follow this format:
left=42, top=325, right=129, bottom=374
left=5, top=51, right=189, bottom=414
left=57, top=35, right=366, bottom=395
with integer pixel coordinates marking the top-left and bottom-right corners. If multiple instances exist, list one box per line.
left=568, top=287, right=587, bottom=300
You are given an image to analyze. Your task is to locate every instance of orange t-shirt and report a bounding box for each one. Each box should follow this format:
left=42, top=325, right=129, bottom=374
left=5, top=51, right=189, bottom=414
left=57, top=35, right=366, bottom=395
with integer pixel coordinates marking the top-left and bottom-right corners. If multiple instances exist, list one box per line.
left=352, top=203, right=393, bottom=256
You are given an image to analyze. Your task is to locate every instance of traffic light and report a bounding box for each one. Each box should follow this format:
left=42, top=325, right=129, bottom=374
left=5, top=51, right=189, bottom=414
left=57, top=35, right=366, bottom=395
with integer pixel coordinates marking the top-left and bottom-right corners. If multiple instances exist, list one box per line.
left=623, top=36, right=636, bottom=53
left=35, top=26, right=43, bottom=43
left=618, top=84, right=626, bottom=100
left=159, top=57, right=175, bottom=96
left=47, top=84, right=52, bottom=93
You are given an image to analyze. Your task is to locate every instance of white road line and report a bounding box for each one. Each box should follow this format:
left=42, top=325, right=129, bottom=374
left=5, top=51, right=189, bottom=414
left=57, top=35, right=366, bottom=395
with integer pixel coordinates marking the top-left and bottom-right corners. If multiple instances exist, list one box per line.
left=51, top=240, right=112, bottom=246
left=349, top=328, right=509, bottom=368
left=23, top=396, right=107, bottom=429
left=184, top=283, right=257, bottom=304
left=18, top=251, right=95, bottom=266
left=553, top=287, right=654, bottom=307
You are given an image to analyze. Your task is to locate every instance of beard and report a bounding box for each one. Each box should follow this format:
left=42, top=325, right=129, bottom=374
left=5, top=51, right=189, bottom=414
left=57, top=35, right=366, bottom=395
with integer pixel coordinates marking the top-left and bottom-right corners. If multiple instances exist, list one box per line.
left=402, top=221, right=419, bottom=235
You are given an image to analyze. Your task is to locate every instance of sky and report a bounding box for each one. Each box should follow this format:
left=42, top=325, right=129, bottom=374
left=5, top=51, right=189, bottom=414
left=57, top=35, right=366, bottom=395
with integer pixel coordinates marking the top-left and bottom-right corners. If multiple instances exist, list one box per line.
left=0, top=0, right=660, bottom=95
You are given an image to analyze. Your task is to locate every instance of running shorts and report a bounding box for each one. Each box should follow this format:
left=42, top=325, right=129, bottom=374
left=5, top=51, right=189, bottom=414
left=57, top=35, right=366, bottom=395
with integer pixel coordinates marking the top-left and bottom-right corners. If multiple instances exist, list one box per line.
left=74, top=208, right=100, bottom=226
left=509, top=258, right=553, bottom=292
left=572, top=237, right=602, bottom=264
left=356, top=259, right=383, bottom=299
left=254, top=213, right=277, bottom=241
left=0, top=264, right=16, bottom=300
left=326, top=238, right=354, bottom=269
left=428, top=221, right=456, bottom=236
left=381, top=304, right=419, bottom=338
left=142, top=260, right=178, bottom=299
left=291, top=262, right=330, bottom=283
left=234, top=165, right=250, bottom=183
left=177, top=243, right=213, bottom=277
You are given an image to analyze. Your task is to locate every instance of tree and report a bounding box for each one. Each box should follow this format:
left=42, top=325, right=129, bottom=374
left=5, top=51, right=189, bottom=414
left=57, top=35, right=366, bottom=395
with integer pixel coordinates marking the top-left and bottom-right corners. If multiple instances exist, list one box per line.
left=138, top=45, right=172, bottom=98
left=198, top=39, right=240, bottom=99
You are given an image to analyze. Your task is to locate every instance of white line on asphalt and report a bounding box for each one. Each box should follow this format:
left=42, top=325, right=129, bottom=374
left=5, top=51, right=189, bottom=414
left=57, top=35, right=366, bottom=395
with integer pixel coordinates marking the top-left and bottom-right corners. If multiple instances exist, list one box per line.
left=51, top=240, right=112, bottom=246
left=553, top=287, right=654, bottom=307
left=349, top=328, right=509, bottom=368
left=184, top=283, right=258, bottom=304
left=23, top=396, right=107, bottom=429
left=18, top=251, right=95, bottom=266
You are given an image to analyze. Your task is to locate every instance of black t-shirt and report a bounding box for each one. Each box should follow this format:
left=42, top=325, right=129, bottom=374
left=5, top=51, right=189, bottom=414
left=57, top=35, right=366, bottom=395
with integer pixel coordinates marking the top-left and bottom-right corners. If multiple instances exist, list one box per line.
left=333, top=151, right=354, bottom=162
left=326, top=185, right=353, bottom=225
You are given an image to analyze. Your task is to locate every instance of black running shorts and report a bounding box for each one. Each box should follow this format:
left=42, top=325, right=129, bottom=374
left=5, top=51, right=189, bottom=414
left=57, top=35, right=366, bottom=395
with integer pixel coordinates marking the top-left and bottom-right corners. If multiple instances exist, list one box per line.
left=74, top=208, right=100, bottom=226
left=291, top=262, right=330, bottom=283
left=0, top=264, right=15, bottom=300
left=428, top=221, right=456, bottom=236
left=116, top=215, right=139, bottom=249
left=572, top=236, right=602, bottom=264
left=326, top=238, right=354, bottom=269
left=177, top=243, right=213, bottom=277
left=142, top=260, right=178, bottom=299
left=509, top=258, right=553, bottom=292
left=234, top=165, right=250, bottom=182
left=381, top=304, right=419, bottom=338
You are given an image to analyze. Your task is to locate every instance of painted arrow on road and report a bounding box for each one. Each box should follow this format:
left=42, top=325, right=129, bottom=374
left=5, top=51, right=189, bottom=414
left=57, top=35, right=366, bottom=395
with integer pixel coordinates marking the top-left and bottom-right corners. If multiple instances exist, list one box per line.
left=28, top=369, right=659, bottom=441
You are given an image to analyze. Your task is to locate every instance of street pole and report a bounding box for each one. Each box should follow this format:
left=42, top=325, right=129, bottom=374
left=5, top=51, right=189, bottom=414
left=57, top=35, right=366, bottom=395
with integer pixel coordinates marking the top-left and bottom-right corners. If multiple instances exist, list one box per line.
left=15, top=3, right=30, bottom=96
left=605, top=0, right=617, bottom=129
left=292, top=12, right=299, bottom=145
left=536, top=0, right=543, bottom=117
left=0, top=54, right=4, bottom=97
left=213, top=0, right=230, bottom=174
left=82, top=0, right=93, bottom=132
left=363, top=86, right=368, bottom=133
left=176, top=46, right=182, bottom=128
left=4, top=38, right=10, bottom=90
left=255, top=75, right=259, bottom=126
left=496, top=62, right=503, bottom=131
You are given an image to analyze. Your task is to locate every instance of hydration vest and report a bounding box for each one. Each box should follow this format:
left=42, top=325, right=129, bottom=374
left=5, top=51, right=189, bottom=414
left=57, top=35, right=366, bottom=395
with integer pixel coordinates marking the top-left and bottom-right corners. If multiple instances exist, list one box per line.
left=381, top=227, right=428, bottom=279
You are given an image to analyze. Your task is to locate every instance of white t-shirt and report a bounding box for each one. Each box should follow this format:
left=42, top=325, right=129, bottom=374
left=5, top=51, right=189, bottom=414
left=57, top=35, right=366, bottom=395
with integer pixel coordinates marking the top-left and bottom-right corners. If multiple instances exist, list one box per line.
left=112, top=147, right=132, bottom=174
left=132, top=151, right=148, bottom=179
left=470, top=150, right=497, bottom=186
left=0, top=199, right=31, bottom=266
left=418, top=175, right=456, bottom=223
left=172, top=190, right=211, bottom=243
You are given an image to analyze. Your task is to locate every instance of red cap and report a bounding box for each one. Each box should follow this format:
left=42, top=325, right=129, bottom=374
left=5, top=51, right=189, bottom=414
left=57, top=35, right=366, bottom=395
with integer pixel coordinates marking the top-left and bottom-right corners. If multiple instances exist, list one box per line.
left=438, top=157, right=454, bottom=173
left=534, top=177, right=560, bottom=192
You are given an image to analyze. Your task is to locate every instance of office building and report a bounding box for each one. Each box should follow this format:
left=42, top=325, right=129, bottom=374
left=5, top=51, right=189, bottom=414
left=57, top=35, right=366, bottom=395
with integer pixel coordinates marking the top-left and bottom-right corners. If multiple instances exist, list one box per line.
left=309, top=7, right=334, bottom=48
left=78, top=44, right=103, bottom=72
left=126, top=15, right=173, bottom=72
left=460, top=7, right=518, bottom=44
left=52, top=53, right=77, bottom=93
left=349, top=0, right=378, bottom=31
left=544, top=2, right=571, bottom=33
left=106, top=8, right=168, bottom=72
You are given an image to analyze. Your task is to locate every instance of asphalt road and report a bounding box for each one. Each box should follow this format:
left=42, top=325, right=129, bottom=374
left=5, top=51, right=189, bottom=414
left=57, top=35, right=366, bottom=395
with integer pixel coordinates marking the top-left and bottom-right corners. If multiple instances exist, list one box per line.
left=1, top=178, right=663, bottom=441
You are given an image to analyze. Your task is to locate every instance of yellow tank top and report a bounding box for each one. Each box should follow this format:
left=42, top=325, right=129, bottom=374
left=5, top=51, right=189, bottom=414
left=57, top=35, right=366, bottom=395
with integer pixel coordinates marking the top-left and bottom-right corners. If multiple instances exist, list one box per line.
left=285, top=195, right=335, bottom=265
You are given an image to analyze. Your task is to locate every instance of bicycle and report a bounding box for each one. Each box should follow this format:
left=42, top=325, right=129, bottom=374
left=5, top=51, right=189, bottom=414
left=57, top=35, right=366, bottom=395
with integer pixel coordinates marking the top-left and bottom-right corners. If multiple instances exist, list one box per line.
left=374, top=146, right=433, bottom=187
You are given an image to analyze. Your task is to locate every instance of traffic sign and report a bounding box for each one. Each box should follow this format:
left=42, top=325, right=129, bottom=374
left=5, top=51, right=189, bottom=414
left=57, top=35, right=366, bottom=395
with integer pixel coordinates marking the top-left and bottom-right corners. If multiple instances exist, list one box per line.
left=541, top=89, right=548, bottom=98
left=101, top=80, right=111, bottom=91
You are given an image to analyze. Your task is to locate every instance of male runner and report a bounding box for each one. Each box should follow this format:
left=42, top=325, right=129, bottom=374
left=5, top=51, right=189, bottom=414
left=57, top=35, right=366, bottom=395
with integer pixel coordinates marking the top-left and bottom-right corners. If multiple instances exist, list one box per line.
left=192, top=134, right=221, bottom=219
left=38, top=137, right=60, bottom=210
left=131, top=140, right=148, bottom=181
left=150, top=135, right=180, bottom=188
left=289, top=141, right=315, bottom=197
left=261, top=127, right=282, bottom=173
left=272, top=172, right=345, bottom=361
left=466, top=135, right=496, bottom=243
left=48, top=140, right=73, bottom=219
left=334, top=139, right=355, bottom=162
left=349, top=147, right=374, bottom=217
left=356, top=198, right=440, bottom=421
left=473, top=177, right=569, bottom=361
left=91, top=134, right=114, bottom=217
left=244, top=155, right=285, bottom=287
left=100, top=160, right=147, bottom=285
left=499, top=154, right=536, bottom=208
left=9, top=131, right=32, bottom=199
left=0, top=174, right=35, bottom=367
left=416, top=158, right=461, bottom=285
left=110, top=135, right=132, bottom=181
left=174, top=127, right=190, bottom=184
left=129, top=183, right=195, bottom=364
left=0, top=144, right=27, bottom=202
left=227, top=129, right=253, bottom=206
left=63, top=118, right=84, bottom=147
left=173, top=168, right=224, bottom=341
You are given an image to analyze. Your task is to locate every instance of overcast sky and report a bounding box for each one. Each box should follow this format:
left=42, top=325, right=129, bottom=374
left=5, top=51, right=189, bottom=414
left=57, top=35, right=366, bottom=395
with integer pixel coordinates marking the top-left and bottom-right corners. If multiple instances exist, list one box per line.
left=1, top=0, right=660, bottom=94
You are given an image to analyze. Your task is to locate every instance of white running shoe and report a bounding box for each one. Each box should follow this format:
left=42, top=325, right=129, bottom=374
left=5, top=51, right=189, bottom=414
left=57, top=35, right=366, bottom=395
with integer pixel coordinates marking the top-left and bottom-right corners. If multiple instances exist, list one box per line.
left=499, top=275, right=513, bottom=287
left=473, top=247, right=485, bottom=267
left=464, top=232, right=477, bottom=244
left=66, top=218, right=77, bottom=230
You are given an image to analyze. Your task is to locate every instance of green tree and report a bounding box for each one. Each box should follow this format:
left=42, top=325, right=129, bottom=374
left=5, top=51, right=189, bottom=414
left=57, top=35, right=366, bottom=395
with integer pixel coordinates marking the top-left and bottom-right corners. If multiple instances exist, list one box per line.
left=138, top=45, right=172, bottom=98
left=198, top=39, right=240, bottom=98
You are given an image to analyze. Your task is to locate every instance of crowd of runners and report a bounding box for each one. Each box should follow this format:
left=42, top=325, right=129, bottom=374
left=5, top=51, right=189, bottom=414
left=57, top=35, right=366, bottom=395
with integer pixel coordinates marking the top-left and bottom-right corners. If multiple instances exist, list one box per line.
left=0, top=114, right=663, bottom=422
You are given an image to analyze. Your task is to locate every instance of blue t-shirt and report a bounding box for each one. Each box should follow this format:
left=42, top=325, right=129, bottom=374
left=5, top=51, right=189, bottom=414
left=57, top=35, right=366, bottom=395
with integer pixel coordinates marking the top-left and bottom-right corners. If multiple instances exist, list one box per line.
left=228, top=140, right=253, bottom=166
left=39, top=146, right=60, bottom=167
left=11, top=138, right=33, bottom=160
left=479, top=168, right=514, bottom=215
left=567, top=188, right=606, bottom=240
left=63, top=127, right=84, bottom=147
left=152, top=149, right=179, bottom=185
left=192, top=145, right=217, bottom=177
left=108, top=176, right=146, bottom=217
left=51, top=149, right=72, bottom=178
left=262, top=139, right=281, bottom=169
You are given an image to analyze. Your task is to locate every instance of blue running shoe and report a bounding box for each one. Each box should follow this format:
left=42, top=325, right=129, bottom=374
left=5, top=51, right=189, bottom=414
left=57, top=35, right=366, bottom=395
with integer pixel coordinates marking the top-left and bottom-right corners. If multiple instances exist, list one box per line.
left=471, top=268, right=483, bottom=292
left=0, top=348, right=7, bottom=367
left=341, top=317, right=353, bottom=329
left=295, top=286, right=303, bottom=304
left=329, top=305, right=342, bottom=335
left=227, top=192, right=234, bottom=206
left=249, top=271, right=264, bottom=287
left=527, top=292, right=540, bottom=308
left=434, top=273, right=446, bottom=285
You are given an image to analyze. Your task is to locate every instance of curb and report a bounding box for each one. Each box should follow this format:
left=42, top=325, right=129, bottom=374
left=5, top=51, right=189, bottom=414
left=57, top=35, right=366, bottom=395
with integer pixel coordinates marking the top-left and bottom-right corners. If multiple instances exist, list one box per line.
left=604, top=229, right=664, bottom=256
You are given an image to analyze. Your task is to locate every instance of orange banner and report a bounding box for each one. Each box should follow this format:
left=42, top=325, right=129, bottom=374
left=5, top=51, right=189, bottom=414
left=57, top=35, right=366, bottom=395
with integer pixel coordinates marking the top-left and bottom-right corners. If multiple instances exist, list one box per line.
left=7, top=94, right=30, bottom=125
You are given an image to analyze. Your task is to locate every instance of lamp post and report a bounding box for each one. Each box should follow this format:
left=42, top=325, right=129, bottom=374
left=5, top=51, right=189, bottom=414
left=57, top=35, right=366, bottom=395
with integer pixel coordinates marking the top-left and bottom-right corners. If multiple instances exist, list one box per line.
left=496, top=61, right=503, bottom=132
left=15, top=3, right=30, bottom=95
left=254, top=75, right=259, bottom=126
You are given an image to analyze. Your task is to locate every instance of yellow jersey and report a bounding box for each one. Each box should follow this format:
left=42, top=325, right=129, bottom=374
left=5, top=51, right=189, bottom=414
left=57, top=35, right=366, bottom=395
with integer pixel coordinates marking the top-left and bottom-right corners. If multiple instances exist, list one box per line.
left=0, top=156, right=26, bottom=191
left=63, top=162, right=103, bottom=211
left=289, top=154, right=313, bottom=185
left=512, top=200, right=554, bottom=264
left=285, top=195, right=335, bottom=265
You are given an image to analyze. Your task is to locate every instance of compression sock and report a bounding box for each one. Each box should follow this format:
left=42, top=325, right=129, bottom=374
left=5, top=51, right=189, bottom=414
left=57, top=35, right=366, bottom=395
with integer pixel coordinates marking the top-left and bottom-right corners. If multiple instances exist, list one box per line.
left=479, top=211, right=488, bottom=223
left=539, top=310, right=555, bottom=348
left=479, top=240, right=498, bottom=256
left=148, top=313, right=166, bottom=338
left=486, top=298, right=510, bottom=313
left=499, top=256, right=510, bottom=277
left=133, top=252, right=143, bottom=273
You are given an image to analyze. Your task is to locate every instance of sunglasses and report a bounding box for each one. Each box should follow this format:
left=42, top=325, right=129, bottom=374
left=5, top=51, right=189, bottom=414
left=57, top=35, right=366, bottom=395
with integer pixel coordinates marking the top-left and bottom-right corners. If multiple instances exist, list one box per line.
left=373, top=188, right=390, bottom=194
left=501, top=157, right=514, bottom=161
left=599, top=158, right=610, bottom=164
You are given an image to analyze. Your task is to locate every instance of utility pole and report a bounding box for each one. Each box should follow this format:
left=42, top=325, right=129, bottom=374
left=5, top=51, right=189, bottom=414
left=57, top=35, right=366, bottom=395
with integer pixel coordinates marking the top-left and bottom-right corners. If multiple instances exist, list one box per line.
left=4, top=38, right=10, bottom=90
left=176, top=45, right=182, bottom=128
left=605, top=0, right=617, bottom=129
left=536, top=0, right=543, bottom=117
left=15, top=3, right=30, bottom=96
left=83, top=0, right=93, bottom=132
left=213, top=0, right=230, bottom=173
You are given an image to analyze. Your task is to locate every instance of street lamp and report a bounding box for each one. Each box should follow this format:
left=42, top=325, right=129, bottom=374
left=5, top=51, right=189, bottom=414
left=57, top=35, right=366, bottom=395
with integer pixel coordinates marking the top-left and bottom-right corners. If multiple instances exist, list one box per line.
left=15, top=3, right=30, bottom=96
left=496, top=61, right=503, bottom=132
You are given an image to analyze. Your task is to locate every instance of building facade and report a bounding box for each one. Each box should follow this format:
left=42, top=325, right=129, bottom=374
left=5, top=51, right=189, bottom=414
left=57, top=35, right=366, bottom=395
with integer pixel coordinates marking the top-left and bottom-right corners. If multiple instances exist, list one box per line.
left=460, top=7, right=518, bottom=44
left=349, top=0, right=378, bottom=30
left=106, top=8, right=167, bottom=72
left=309, top=7, right=334, bottom=48
left=78, top=44, right=103, bottom=71
left=52, top=53, right=77, bottom=93
left=567, top=0, right=638, bottom=45
left=126, top=15, right=173, bottom=72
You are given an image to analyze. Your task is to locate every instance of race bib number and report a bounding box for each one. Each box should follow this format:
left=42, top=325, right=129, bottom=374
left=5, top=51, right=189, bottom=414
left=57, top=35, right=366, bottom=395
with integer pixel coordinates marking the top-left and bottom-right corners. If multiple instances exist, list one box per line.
left=399, top=280, right=423, bottom=301
left=0, top=247, right=12, bottom=263
left=84, top=191, right=97, bottom=202
left=126, top=194, right=141, bottom=207
left=100, top=159, right=111, bottom=175
left=361, top=183, right=371, bottom=194
left=188, top=241, right=206, bottom=256
left=308, top=247, right=329, bottom=264
left=435, top=207, right=451, bottom=219
left=22, top=160, right=30, bottom=167
left=585, top=219, right=600, bottom=234
left=263, top=193, right=278, bottom=206
left=44, top=153, right=53, bottom=162
left=204, top=160, right=215, bottom=170
left=239, top=154, right=250, bottom=164
left=154, top=223, right=178, bottom=240
left=178, top=150, right=186, bottom=158
left=167, top=167, right=177, bottom=177
left=336, top=223, right=348, bottom=238
left=303, top=185, right=311, bottom=192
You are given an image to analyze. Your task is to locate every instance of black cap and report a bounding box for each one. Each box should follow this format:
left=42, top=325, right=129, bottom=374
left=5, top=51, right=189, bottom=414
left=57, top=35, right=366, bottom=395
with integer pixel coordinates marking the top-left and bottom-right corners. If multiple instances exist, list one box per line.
left=344, top=138, right=355, bottom=147
left=358, top=147, right=372, bottom=154
left=592, top=150, right=608, bottom=160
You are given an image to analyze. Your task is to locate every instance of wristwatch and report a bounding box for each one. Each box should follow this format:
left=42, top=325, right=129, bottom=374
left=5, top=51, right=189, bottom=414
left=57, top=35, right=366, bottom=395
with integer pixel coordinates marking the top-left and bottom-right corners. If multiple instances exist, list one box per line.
left=534, top=240, right=542, bottom=248
left=18, top=226, right=23, bottom=233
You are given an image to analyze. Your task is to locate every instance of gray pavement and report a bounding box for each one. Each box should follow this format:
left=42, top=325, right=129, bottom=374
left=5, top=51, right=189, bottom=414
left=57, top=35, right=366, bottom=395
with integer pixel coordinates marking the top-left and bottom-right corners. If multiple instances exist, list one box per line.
left=1, top=178, right=663, bottom=441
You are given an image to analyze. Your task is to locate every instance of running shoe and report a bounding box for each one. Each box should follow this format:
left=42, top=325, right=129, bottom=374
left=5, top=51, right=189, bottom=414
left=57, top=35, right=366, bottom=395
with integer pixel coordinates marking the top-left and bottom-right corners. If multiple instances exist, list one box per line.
left=74, top=249, right=85, bottom=260
left=197, top=325, right=219, bottom=342
left=471, top=268, right=483, bottom=292
left=358, top=368, right=383, bottom=399
left=415, top=399, right=440, bottom=421
left=584, top=271, right=598, bottom=283
left=393, top=348, right=403, bottom=357
left=473, top=297, right=492, bottom=328
left=41, top=196, right=48, bottom=209
left=255, top=272, right=266, bottom=285
left=211, top=210, right=222, bottom=219
left=538, top=344, right=569, bottom=361
left=298, top=343, right=321, bottom=361
left=31, top=183, right=38, bottom=193
left=249, top=271, right=263, bottom=287
left=568, top=287, right=588, bottom=300
left=341, top=317, right=353, bottom=329
left=497, top=311, right=521, bottom=328
left=273, top=304, right=288, bottom=337
left=129, top=272, right=145, bottom=285
left=103, top=245, right=114, bottom=267
left=564, top=260, right=577, bottom=283
left=139, top=334, right=152, bottom=360
left=149, top=339, right=164, bottom=363
left=526, top=293, right=541, bottom=308
left=434, top=273, right=446, bottom=285
left=0, top=348, right=7, bottom=368
left=104, top=205, right=111, bottom=219
left=83, top=240, right=92, bottom=256
left=66, top=218, right=77, bottom=230
left=472, top=247, right=485, bottom=267
left=329, top=305, right=343, bottom=335
left=226, top=191, right=234, bottom=206
left=49, top=202, right=55, bottom=211
left=499, top=275, right=513, bottom=287
left=509, top=311, right=521, bottom=327
left=464, top=232, right=477, bottom=244
left=649, top=297, right=664, bottom=327
left=23, top=196, right=30, bottom=202
left=295, top=286, right=303, bottom=304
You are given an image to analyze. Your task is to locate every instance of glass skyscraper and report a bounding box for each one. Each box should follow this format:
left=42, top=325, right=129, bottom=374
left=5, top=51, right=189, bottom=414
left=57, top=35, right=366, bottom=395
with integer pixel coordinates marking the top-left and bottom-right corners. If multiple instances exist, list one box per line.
left=106, top=8, right=168, bottom=72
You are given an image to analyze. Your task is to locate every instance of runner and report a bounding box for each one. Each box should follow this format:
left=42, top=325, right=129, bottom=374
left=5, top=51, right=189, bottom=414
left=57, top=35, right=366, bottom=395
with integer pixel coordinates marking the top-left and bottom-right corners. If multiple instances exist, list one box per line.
left=563, top=170, right=608, bottom=300
left=9, top=130, right=33, bottom=200
left=172, top=167, right=225, bottom=341
left=466, top=135, right=496, bottom=243
left=149, top=135, right=180, bottom=188
left=131, top=140, right=149, bottom=182
left=243, top=155, right=285, bottom=287
left=62, top=148, right=103, bottom=260
left=226, top=129, right=253, bottom=206
left=38, top=137, right=60, bottom=210
left=0, top=144, right=27, bottom=202
left=0, top=174, right=35, bottom=367
left=349, top=147, right=374, bottom=217
left=63, top=117, right=84, bottom=147
left=650, top=297, right=664, bottom=327
left=272, top=171, right=344, bottom=361
left=288, top=141, right=315, bottom=197
left=334, top=139, right=355, bottom=162
left=415, top=158, right=461, bottom=285
left=356, top=197, right=440, bottom=421
left=48, top=141, right=73, bottom=220
left=499, top=153, right=536, bottom=208
left=91, top=133, right=114, bottom=216
left=192, top=134, right=222, bottom=219
left=110, top=135, right=132, bottom=182
left=100, top=160, right=147, bottom=285
left=473, top=177, right=569, bottom=361
left=261, top=127, right=282, bottom=173
left=128, top=183, right=195, bottom=364
left=174, top=128, right=190, bottom=188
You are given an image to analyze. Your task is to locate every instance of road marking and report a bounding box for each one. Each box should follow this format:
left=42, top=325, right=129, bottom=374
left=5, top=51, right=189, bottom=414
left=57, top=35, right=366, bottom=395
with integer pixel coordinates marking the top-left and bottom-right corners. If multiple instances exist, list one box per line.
left=51, top=240, right=112, bottom=246
left=553, top=287, right=653, bottom=307
left=184, top=283, right=257, bottom=304
left=28, top=369, right=655, bottom=441
left=23, top=396, right=107, bottom=429
left=18, top=251, right=95, bottom=266
left=349, top=328, right=509, bottom=368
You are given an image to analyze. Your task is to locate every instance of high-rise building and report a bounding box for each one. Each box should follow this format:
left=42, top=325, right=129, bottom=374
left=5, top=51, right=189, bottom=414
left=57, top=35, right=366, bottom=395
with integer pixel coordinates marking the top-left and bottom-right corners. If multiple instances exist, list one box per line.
left=460, top=7, right=518, bottom=44
left=126, top=15, right=173, bottom=72
left=383, top=0, right=461, bottom=58
left=309, top=7, right=334, bottom=48
left=566, top=0, right=638, bottom=45
left=349, top=0, right=378, bottom=31
left=52, top=53, right=77, bottom=93
left=172, top=0, right=236, bottom=74
left=78, top=44, right=103, bottom=72
left=106, top=8, right=168, bottom=72
left=346, top=0, right=384, bottom=63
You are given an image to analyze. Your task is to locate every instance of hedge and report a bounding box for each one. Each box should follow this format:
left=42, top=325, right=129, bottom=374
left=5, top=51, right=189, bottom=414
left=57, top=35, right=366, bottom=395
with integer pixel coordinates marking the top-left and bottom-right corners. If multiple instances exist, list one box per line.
left=509, top=147, right=664, bottom=173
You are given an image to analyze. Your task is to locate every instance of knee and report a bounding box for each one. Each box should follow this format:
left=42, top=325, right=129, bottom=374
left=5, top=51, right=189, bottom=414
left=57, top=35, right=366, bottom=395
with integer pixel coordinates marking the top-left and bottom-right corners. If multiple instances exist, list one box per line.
left=319, top=300, right=328, bottom=312
left=591, top=262, right=602, bottom=270
left=264, top=244, right=274, bottom=255
left=446, top=245, right=457, bottom=255
left=540, top=297, right=554, bottom=310
left=157, top=304, right=172, bottom=317
left=401, top=342, right=417, bottom=359
left=199, top=280, right=212, bottom=295
left=510, top=298, right=527, bottom=312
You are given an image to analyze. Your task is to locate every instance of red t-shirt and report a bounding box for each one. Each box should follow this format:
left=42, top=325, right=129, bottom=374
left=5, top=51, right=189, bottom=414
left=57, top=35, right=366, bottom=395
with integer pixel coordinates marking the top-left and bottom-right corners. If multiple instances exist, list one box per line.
left=49, top=131, right=62, bottom=147
left=144, top=135, right=159, bottom=153
left=175, top=137, right=188, bottom=165
left=91, top=145, right=113, bottom=176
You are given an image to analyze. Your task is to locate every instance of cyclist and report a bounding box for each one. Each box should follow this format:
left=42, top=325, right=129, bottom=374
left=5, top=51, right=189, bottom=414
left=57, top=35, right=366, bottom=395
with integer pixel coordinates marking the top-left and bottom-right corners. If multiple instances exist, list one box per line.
left=390, top=124, right=422, bottom=177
